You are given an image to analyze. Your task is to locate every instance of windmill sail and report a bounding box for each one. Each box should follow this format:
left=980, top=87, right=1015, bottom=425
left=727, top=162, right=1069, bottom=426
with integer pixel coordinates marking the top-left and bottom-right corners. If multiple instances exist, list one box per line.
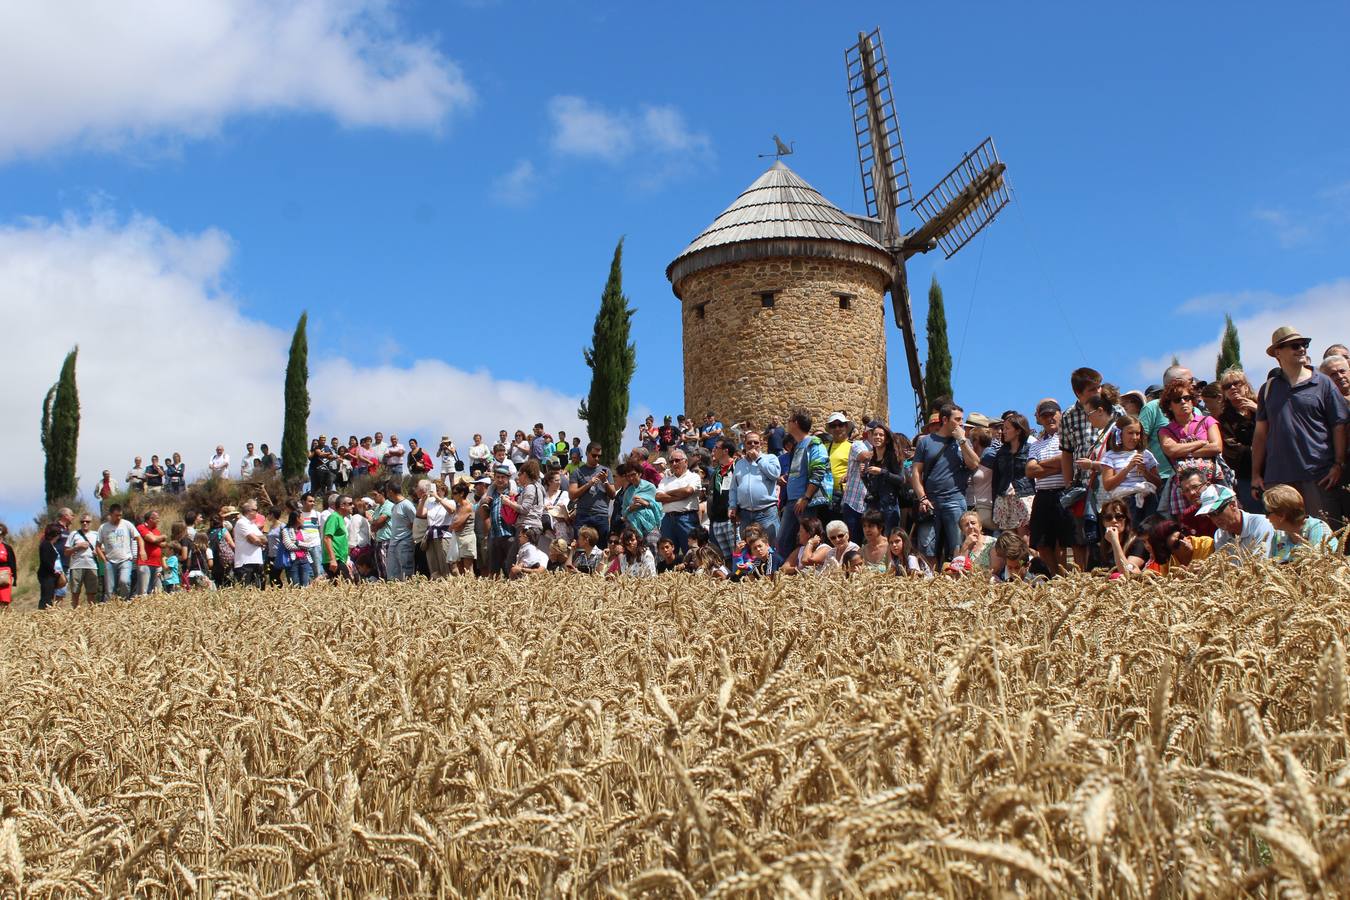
left=846, top=28, right=911, bottom=242
left=907, top=137, right=1010, bottom=258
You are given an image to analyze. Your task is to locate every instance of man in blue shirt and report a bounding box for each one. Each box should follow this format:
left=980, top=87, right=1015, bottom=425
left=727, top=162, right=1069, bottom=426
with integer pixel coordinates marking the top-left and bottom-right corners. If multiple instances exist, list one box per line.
left=700, top=412, right=724, bottom=451
left=1253, top=325, right=1349, bottom=526
left=776, top=410, right=832, bottom=560
left=764, top=417, right=786, bottom=455
left=729, top=431, right=781, bottom=544
left=910, top=402, right=981, bottom=569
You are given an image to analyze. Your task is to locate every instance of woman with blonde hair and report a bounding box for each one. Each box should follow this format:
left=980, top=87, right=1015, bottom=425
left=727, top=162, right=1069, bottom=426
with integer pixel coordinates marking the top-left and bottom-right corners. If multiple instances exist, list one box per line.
left=1215, top=367, right=1263, bottom=512
left=1264, top=484, right=1339, bottom=561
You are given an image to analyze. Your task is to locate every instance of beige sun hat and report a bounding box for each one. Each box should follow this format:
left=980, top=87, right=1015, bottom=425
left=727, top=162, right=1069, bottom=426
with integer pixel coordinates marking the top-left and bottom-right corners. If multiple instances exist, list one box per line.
left=1267, top=325, right=1308, bottom=357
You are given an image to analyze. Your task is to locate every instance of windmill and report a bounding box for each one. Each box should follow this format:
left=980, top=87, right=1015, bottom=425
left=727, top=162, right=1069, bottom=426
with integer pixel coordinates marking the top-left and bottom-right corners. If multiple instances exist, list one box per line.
left=845, top=27, right=1010, bottom=425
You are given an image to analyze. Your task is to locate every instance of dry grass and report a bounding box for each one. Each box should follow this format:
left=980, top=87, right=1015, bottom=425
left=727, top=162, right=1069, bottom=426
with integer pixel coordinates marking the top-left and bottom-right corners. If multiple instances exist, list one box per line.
left=2, top=558, right=1350, bottom=896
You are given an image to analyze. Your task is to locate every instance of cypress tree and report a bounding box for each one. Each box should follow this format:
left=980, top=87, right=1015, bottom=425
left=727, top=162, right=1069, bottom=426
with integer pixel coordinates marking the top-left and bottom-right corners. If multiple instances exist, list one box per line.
left=281, top=312, right=310, bottom=484
left=41, top=347, right=80, bottom=505
left=1216, top=313, right=1242, bottom=378
left=923, top=275, right=953, bottom=411
left=577, top=238, right=636, bottom=463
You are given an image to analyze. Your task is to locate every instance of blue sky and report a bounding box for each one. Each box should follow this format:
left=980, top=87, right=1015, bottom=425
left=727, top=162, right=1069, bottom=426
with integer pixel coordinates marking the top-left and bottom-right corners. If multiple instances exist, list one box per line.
left=2, top=1, right=1348, bottom=522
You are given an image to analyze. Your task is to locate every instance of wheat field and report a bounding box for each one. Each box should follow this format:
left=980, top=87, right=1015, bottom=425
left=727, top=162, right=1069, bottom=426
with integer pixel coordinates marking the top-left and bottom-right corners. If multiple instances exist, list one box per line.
left=2, top=559, right=1349, bottom=897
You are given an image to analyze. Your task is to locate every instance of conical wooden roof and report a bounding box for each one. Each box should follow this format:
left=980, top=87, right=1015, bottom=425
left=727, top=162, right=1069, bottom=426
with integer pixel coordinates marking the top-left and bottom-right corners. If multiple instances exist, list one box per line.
left=667, top=161, right=895, bottom=293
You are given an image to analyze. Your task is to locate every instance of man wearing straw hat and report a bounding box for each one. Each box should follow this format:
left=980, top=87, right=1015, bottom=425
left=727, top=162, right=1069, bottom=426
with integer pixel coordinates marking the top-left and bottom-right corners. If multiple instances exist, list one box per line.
left=1252, top=325, right=1349, bottom=527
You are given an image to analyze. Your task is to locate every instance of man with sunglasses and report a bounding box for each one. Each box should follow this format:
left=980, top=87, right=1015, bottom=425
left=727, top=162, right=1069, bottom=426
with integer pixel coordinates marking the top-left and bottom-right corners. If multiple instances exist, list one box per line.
left=1252, top=326, right=1349, bottom=527
left=568, top=441, right=616, bottom=544
left=65, top=512, right=102, bottom=605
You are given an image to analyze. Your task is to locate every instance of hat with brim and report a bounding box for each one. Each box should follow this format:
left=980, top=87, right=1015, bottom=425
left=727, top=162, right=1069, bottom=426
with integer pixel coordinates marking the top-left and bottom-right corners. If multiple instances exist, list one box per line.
left=1196, top=485, right=1236, bottom=515
left=1122, top=390, right=1146, bottom=406
left=220, top=505, right=240, bottom=518
left=967, top=413, right=992, bottom=428
left=653, top=457, right=667, bottom=466
left=826, top=412, right=849, bottom=426
left=474, top=476, right=492, bottom=485
left=927, top=412, right=941, bottom=425
left=492, top=464, right=512, bottom=476
left=1267, top=325, right=1308, bottom=357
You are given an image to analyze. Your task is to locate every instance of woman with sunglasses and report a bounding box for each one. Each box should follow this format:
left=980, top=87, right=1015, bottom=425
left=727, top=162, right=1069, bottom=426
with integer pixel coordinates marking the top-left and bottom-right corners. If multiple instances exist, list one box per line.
left=1214, top=368, right=1264, bottom=512
left=1157, top=380, right=1224, bottom=516
left=1098, top=498, right=1148, bottom=575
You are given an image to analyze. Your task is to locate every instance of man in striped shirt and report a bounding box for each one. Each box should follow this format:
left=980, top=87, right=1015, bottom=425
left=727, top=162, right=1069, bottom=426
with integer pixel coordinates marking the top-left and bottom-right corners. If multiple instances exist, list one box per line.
left=1026, top=399, right=1072, bottom=574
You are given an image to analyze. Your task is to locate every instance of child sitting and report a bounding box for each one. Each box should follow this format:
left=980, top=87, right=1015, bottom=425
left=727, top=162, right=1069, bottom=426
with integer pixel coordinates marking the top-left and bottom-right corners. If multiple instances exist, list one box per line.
left=655, top=537, right=682, bottom=574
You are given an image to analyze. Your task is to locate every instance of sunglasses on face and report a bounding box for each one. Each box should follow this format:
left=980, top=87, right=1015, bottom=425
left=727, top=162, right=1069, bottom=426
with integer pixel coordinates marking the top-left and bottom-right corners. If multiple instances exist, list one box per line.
left=1101, top=513, right=1125, bottom=522
left=1280, top=340, right=1310, bottom=351
left=1174, top=395, right=1194, bottom=403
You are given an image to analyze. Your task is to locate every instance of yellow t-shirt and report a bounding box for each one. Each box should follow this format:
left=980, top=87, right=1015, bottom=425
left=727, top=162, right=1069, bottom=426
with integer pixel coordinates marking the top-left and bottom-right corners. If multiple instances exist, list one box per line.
left=829, top=441, right=851, bottom=491
left=1145, top=535, right=1213, bottom=576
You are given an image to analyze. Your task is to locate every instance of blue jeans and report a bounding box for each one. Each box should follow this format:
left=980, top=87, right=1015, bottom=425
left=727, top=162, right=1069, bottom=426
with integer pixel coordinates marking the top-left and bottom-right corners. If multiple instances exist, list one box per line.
left=575, top=512, right=611, bottom=545
left=776, top=499, right=828, bottom=560
left=841, top=506, right=864, bottom=544
left=105, top=559, right=134, bottom=599
left=288, top=559, right=312, bottom=587
left=1235, top=477, right=1265, bottom=514
left=386, top=539, right=414, bottom=580
left=660, top=511, right=699, bottom=556
left=737, top=506, right=778, bottom=547
left=135, top=564, right=161, bottom=596
left=915, top=492, right=967, bottom=561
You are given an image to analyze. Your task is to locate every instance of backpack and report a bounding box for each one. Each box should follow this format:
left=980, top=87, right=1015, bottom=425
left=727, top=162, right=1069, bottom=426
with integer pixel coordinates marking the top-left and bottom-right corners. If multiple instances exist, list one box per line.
left=276, top=527, right=294, bottom=570
left=210, top=527, right=234, bottom=567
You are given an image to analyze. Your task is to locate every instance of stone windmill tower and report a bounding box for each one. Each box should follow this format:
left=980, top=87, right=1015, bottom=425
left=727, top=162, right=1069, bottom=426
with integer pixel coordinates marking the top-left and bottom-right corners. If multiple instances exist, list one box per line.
left=666, top=27, right=1011, bottom=429
left=665, top=162, right=895, bottom=430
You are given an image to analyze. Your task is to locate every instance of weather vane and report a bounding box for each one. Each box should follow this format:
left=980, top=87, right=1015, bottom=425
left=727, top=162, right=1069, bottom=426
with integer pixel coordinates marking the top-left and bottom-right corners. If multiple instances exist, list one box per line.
left=758, top=134, right=794, bottom=159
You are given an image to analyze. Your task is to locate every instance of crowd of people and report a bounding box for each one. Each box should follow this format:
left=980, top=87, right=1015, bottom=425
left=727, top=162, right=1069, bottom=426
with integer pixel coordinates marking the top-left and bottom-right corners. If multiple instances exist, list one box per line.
left=2, top=325, right=1346, bottom=610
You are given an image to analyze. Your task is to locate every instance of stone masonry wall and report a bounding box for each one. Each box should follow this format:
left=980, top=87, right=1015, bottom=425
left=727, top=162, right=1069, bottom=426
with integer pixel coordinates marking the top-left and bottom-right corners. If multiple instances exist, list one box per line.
left=677, top=256, right=890, bottom=432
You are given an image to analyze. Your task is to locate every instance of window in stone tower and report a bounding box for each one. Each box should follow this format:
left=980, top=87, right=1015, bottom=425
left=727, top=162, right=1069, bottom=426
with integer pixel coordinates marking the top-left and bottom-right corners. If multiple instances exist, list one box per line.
left=757, top=291, right=776, bottom=308
left=693, top=302, right=707, bottom=319
left=836, top=292, right=854, bottom=310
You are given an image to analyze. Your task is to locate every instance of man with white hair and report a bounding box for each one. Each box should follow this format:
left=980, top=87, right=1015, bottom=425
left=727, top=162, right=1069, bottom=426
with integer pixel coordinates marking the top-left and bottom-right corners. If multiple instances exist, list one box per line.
left=209, top=445, right=231, bottom=479
left=1321, top=354, right=1350, bottom=400
left=232, top=499, right=268, bottom=588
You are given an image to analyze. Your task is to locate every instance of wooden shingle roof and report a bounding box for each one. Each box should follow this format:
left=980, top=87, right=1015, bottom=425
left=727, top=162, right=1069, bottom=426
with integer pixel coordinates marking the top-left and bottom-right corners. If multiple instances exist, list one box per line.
left=667, top=161, right=895, bottom=293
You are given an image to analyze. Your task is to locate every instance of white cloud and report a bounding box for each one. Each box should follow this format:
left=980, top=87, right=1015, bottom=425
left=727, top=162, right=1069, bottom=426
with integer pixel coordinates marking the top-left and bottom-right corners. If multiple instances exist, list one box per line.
left=0, top=212, right=587, bottom=523
left=548, top=96, right=635, bottom=161
left=1252, top=209, right=1314, bottom=248
left=641, top=106, right=710, bottom=154
left=1251, top=180, right=1350, bottom=249
left=547, top=95, right=711, bottom=169
left=491, top=159, right=539, bottom=206
left=1136, top=279, right=1350, bottom=383
left=0, top=0, right=473, bottom=161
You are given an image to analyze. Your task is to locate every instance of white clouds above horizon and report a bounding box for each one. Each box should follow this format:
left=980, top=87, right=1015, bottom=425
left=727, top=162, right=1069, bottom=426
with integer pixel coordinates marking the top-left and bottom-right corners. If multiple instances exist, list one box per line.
left=1136, top=279, right=1350, bottom=384
left=0, top=212, right=594, bottom=523
left=547, top=95, right=711, bottom=163
left=491, top=159, right=539, bottom=206
left=495, top=96, right=712, bottom=204
left=0, top=0, right=473, bottom=161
